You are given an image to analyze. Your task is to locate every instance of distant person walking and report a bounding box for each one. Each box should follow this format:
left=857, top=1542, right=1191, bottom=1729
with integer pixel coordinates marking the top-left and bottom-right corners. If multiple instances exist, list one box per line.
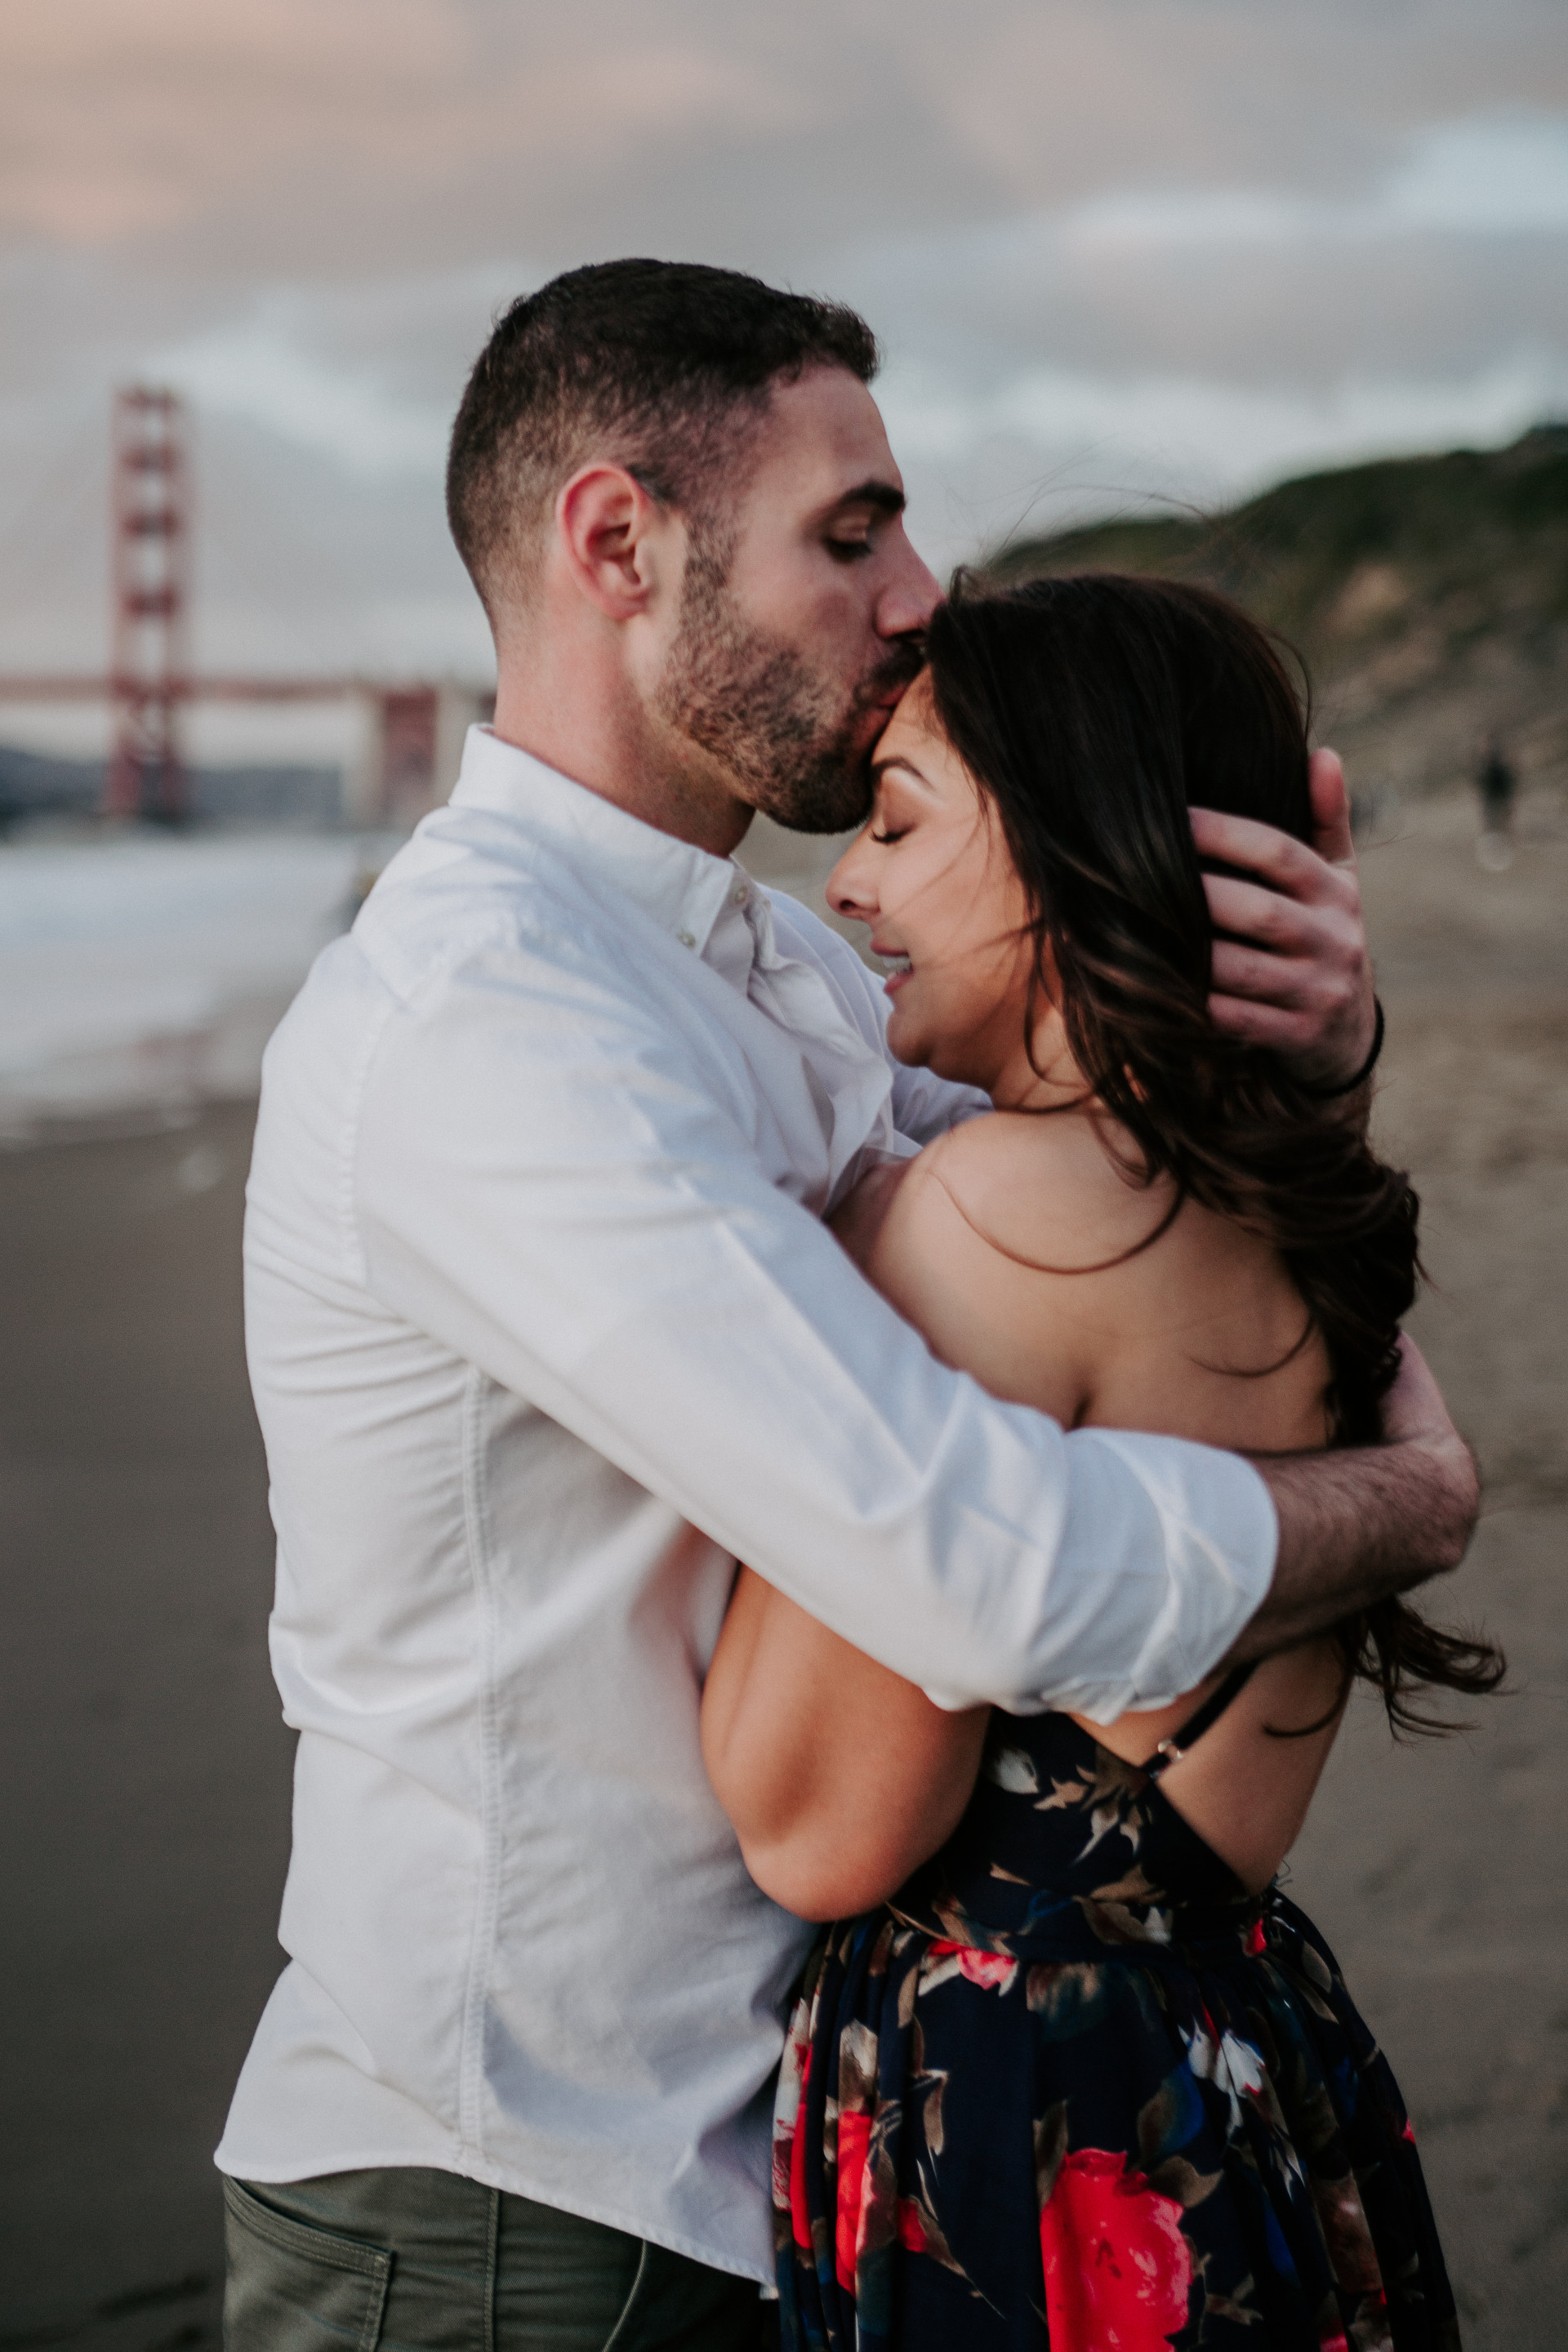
left=1476, top=733, right=1517, bottom=870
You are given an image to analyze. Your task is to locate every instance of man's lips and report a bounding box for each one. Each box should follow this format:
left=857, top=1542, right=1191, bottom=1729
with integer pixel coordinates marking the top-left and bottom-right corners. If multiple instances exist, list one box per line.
left=860, top=656, right=922, bottom=720
left=873, top=945, right=914, bottom=994
left=853, top=691, right=907, bottom=742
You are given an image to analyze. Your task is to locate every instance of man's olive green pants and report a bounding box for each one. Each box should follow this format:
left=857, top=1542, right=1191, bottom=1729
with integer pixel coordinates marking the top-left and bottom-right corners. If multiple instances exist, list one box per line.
left=223, top=2169, right=776, bottom=2351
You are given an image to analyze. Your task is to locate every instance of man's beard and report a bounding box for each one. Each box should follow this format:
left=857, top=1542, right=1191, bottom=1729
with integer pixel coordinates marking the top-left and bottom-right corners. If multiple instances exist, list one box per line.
left=653, top=532, right=924, bottom=835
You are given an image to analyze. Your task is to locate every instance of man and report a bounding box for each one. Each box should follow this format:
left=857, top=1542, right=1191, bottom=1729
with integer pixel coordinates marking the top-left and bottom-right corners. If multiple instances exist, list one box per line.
left=219, top=262, right=1475, bottom=2348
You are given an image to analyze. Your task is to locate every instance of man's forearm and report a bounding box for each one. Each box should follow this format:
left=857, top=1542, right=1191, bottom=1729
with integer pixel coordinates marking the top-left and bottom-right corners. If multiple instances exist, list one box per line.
left=1228, top=1341, right=1478, bottom=1661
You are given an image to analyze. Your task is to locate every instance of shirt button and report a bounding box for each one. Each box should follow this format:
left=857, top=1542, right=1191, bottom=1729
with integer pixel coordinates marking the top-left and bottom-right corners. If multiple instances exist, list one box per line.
left=731, top=884, right=748, bottom=906
left=676, top=928, right=697, bottom=948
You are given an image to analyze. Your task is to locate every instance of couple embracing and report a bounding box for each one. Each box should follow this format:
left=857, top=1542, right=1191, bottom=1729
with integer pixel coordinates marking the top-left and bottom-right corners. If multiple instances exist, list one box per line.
left=219, top=261, right=1490, bottom=2351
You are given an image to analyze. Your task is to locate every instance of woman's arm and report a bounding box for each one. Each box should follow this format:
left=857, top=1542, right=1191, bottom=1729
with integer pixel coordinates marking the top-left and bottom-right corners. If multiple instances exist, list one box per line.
left=700, top=1568, right=989, bottom=1920
left=701, top=1134, right=1096, bottom=1918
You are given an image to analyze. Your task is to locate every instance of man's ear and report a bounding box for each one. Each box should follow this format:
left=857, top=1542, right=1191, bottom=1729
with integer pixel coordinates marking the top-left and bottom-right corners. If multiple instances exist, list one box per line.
left=555, top=464, right=672, bottom=621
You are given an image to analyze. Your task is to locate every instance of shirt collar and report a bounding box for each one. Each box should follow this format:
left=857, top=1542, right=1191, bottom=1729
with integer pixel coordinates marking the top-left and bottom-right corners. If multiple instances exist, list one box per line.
left=450, top=725, right=747, bottom=961
left=447, top=727, right=898, bottom=1200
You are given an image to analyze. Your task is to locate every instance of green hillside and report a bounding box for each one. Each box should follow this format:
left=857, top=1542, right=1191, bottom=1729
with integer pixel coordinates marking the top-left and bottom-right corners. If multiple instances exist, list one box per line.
left=983, top=427, right=1568, bottom=804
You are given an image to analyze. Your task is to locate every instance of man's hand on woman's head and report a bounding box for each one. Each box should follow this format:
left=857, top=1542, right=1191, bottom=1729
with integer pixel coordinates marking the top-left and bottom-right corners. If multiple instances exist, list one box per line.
left=1192, top=749, right=1377, bottom=1090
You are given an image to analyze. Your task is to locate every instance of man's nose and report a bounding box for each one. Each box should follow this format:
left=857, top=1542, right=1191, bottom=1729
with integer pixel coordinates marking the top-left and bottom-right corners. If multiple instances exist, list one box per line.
left=877, top=527, right=942, bottom=638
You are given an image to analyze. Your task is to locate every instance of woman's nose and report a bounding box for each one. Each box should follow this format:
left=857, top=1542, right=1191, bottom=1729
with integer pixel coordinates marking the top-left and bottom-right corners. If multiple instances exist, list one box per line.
left=826, top=838, right=878, bottom=924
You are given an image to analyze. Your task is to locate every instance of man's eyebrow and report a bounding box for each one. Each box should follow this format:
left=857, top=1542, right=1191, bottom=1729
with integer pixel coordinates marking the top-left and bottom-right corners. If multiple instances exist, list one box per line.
left=828, top=477, right=906, bottom=519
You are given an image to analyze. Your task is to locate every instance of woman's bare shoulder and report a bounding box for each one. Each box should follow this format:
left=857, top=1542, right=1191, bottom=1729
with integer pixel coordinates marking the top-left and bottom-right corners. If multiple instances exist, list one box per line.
left=860, top=1114, right=1158, bottom=1422
left=904, top=1108, right=1176, bottom=1279
left=897, top=1113, right=1331, bottom=1450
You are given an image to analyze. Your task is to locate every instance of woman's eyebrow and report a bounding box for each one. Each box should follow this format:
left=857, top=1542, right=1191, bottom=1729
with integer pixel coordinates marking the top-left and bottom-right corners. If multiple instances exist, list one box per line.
left=870, top=755, right=933, bottom=791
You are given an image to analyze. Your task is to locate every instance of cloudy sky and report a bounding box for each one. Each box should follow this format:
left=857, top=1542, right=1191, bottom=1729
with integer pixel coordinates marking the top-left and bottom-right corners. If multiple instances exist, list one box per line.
left=1, top=0, right=1565, bottom=749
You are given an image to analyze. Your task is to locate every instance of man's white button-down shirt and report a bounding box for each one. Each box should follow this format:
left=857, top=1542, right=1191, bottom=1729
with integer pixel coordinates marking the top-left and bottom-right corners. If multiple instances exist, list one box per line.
left=217, top=727, right=1276, bottom=2281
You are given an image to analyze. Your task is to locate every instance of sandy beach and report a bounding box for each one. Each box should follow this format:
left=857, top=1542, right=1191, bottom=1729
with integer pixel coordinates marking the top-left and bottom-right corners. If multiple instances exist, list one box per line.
left=0, top=1100, right=292, bottom=2347
left=1, top=792, right=1563, bottom=2348
left=1290, top=793, right=1568, bottom=2342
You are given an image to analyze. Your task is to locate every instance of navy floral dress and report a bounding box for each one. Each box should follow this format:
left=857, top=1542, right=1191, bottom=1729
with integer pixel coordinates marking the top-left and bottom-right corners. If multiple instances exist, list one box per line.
left=774, top=1675, right=1459, bottom=2352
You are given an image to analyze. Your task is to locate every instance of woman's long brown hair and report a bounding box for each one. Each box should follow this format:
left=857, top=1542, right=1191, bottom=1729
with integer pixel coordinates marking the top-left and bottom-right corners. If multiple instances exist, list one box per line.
left=924, top=570, right=1502, bottom=1735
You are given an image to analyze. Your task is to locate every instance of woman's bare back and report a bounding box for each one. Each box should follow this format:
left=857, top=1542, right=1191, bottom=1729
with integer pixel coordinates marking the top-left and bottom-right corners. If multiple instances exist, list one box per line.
left=853, top=1107, right=1348, bottom=1894
left=702, top=1104, right=1354, bottom=1918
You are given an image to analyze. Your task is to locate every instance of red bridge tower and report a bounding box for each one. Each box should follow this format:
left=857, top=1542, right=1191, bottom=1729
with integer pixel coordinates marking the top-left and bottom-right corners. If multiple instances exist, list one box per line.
left=105, top=386, right=189, bottom=823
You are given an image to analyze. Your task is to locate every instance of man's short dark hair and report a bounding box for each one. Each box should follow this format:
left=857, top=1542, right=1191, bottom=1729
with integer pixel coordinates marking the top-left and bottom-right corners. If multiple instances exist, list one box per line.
left=445, top=259, right=879, bottom=618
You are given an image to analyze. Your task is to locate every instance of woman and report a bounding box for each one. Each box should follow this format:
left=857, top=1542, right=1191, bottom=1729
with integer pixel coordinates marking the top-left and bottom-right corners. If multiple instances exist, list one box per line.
left=701, top=575, right=1499, bottom=2351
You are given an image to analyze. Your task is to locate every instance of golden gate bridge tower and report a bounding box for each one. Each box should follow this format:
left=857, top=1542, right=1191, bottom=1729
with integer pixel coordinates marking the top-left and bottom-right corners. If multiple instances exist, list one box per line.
left=105, top=385, right=189, bottom=824
left=0, top=385, right=492, bottom=825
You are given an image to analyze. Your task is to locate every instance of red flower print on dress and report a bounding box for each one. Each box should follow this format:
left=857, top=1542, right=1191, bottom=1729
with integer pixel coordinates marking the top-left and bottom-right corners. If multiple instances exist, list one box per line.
left=1040, top=2147, right=1192, bottom=2351
left=927, top=1940, right=1019, bottom=1995
left=788, top=2047, right=813, bottom=2251
left=835, top=2109, right=872, bottom=2287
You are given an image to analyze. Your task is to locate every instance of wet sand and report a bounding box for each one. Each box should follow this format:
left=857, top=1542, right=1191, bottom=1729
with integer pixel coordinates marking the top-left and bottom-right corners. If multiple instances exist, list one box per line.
left=0, top=795, right=1563, bottom=2346
left=0, top=1102, right=292, bottom=2346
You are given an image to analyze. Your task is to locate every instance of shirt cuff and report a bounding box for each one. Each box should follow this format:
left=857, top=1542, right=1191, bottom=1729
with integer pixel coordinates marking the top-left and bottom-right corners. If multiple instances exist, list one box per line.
left=1026, top=1429, right=1278, bottom=1726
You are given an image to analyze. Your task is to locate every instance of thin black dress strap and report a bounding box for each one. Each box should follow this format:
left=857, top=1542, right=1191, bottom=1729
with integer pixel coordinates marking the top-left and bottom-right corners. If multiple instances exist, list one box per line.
left=1142, top=1662, right=1258, bottom=1781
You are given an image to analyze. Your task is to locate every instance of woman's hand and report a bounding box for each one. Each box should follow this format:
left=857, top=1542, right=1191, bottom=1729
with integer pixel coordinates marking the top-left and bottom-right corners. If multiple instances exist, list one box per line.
left=1192, top=749, right=1376, bottom=1091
